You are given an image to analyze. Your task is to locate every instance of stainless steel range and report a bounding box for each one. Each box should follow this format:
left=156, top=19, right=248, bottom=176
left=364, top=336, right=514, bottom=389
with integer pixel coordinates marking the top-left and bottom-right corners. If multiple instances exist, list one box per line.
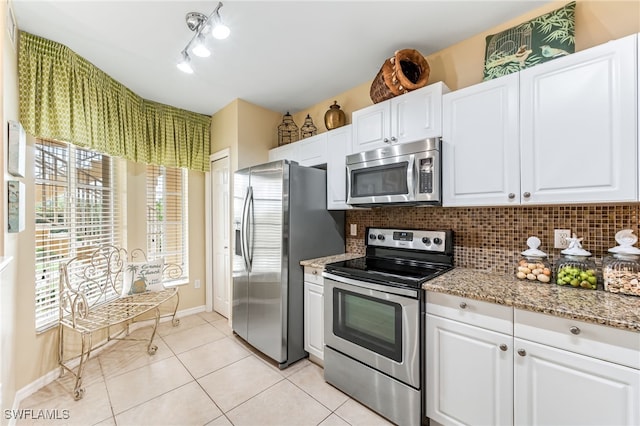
left=323, top=227, right=454, bottom=426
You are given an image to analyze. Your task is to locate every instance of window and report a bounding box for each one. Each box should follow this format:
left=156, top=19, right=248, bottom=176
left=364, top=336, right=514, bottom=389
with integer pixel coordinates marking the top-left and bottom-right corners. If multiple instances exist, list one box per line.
left=146, top=165, right=188, bottom=284
left=35, top=140, right=121, bottom=330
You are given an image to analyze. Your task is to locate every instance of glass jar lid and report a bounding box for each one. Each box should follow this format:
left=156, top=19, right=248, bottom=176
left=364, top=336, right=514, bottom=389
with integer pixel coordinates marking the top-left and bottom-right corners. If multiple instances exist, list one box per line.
left=561, top=233, right=591, bottom=257
left=521, top=236, right=547, bottom=257
left=608, top=229, right=640, bottom=256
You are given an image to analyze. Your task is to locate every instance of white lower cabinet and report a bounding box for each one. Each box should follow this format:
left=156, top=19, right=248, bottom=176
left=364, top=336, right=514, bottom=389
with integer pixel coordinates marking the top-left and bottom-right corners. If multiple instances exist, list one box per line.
left=303, top=266, right=324, bottom=361
left=514, top=309, right=640, bottom=426
left=426, top=292, right=514, bottom=426
left=426, top=315, right=513, bottom=426
left=426, top=293, right=640, bottom=426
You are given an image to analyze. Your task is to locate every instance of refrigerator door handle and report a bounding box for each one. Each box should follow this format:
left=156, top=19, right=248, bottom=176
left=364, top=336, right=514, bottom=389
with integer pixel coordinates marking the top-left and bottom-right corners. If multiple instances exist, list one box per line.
left=241, top=186, right=251, bottom=272
left=247, top=187, right=255, bottom=270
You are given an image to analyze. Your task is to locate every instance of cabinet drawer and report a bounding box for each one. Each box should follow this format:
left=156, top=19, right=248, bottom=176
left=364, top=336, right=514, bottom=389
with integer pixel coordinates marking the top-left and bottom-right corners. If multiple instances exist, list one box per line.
left=515, top=309, right=640, bottom=369
left=426, top=291, right=513, bottom=334
left=304, top=266, right=323, bottom=285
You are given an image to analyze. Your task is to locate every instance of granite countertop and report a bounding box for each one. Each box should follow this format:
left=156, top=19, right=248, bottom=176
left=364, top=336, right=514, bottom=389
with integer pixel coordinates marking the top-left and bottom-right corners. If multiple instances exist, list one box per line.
left=425, top=268, right=640, bottom=332
left=300, top=253, right=363, bottom=268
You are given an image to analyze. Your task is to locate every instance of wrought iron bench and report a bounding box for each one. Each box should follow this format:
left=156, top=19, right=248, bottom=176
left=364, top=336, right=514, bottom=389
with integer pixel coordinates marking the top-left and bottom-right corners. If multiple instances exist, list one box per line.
left=58, top=245, right=181, bottom=400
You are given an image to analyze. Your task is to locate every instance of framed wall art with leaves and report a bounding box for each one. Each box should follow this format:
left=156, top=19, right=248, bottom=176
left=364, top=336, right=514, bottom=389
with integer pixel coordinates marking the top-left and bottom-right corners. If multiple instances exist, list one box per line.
left=483, top=1, right=575, bottom=81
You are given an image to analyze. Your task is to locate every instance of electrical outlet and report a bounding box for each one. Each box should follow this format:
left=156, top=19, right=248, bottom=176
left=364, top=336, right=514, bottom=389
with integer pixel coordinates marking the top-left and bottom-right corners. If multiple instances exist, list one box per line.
left=194, top=279, right=201, bottom=289
left=554, top=229, right=571, bottom=249
left=350, top=224, right=357, bottom=236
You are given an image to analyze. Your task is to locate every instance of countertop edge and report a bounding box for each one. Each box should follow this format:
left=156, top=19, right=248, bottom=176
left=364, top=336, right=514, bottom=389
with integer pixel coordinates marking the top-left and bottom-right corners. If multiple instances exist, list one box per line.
left=424, top=268, right=640, bottom=333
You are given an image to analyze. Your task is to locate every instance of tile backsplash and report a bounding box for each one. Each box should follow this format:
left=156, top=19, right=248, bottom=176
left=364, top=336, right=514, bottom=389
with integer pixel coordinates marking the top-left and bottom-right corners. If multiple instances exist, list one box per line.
left=345, top=204, right=640, bottom=274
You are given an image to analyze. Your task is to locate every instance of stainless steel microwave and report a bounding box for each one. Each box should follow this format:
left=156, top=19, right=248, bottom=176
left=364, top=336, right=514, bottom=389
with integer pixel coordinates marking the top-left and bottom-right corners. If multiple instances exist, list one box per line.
left=346, top=138, right=441, bottom=207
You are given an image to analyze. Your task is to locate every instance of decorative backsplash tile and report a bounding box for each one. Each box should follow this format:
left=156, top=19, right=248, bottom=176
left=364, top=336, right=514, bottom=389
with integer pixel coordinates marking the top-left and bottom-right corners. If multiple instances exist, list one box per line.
left=345, top=204, right=640, bottom=274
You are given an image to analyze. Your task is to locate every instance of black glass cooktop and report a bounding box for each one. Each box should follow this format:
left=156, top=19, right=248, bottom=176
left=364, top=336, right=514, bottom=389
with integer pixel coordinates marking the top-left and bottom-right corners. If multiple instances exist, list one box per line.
left=324, top=255, right=452, bottom=289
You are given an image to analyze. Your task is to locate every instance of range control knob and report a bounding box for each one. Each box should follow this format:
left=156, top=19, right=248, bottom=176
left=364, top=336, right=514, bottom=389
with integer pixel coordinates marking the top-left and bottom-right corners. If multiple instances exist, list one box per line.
left=369, top=234, right=376, bottom=240
left=377, top=234, right=385, bottom=241
left=433, top=237, right=443, bottom=245
left=422, top=237, right=431, bottom=245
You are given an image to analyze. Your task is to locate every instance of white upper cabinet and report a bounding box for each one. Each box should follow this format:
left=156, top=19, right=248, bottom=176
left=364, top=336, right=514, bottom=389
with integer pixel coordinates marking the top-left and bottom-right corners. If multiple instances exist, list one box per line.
left=326, top=125, right=353, bottom=210
left=268, top=143, right=298, bottom=163
left=519, top=33, right=637, bottom=204
left=443, top=73, right=520, bottom=206
left=268, top=133, right=327, bottom=167
left=297, top=133, right=327, bottom=167
left=444, top=33, right=638, bottom=207
left=352, top=82, right=449, bottom=153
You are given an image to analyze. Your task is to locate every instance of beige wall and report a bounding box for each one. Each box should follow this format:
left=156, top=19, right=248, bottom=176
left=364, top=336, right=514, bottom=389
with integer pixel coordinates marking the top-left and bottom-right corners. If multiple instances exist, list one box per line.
left=294, top=0, right=640, bottom=124
left=237, top=99, right=281, bottom=164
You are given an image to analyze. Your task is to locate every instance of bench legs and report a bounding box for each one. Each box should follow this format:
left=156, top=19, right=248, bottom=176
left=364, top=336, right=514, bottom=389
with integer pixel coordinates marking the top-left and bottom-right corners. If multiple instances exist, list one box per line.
left=170, top=291, right=181, bottom=327
left=147, top=307, right=160, bottom=355
left=58, top=330, right=91, bottom=401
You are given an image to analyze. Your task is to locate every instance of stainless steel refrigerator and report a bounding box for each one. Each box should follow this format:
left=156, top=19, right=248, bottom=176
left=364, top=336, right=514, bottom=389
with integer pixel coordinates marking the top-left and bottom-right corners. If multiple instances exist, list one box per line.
left=232, top=160, right=345, bottom=368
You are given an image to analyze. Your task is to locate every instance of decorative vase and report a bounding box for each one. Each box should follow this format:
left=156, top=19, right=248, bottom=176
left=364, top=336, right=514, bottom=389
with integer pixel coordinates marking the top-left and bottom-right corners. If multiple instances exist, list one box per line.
left=324, top=101, right=346, bottom=130
left=277, top=112, right=299, bottom=146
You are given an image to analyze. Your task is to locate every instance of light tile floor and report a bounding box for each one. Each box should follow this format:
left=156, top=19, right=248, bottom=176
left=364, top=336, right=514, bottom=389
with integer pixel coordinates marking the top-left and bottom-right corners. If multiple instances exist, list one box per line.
left=17, top=311, right=394, bottom=426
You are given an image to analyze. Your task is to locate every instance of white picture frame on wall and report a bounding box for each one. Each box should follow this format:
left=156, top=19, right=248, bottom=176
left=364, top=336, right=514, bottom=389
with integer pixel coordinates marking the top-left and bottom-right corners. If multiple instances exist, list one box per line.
left=6, top=2, right=16, bottom=49
left=8, top=180, right=25, bottom=233
left=8, top=120, right=26, bottom=177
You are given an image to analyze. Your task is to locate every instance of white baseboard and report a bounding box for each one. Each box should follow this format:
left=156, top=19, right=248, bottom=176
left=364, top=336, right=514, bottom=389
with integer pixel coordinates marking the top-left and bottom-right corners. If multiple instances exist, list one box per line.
left=9, top=304, right=206, bottom=421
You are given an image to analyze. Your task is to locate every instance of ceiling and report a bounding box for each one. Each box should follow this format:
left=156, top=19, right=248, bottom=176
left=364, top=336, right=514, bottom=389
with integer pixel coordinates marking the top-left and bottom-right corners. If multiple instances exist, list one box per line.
left=12, top=1, right=549, bottom=116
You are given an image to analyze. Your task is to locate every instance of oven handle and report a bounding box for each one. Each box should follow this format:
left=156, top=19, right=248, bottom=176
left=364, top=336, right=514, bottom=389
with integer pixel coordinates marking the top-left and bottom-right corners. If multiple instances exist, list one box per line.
left=322, top=271, right=419, bottom=298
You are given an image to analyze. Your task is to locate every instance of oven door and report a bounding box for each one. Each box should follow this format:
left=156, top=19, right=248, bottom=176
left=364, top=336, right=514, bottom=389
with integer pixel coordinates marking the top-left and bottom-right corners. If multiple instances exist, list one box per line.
left=323, top=273, right=420, bottom=388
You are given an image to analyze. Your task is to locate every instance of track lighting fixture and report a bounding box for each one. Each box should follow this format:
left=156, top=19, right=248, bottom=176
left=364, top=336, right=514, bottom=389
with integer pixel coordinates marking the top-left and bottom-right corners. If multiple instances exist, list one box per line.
left=177, top=2, right=230, bottom=74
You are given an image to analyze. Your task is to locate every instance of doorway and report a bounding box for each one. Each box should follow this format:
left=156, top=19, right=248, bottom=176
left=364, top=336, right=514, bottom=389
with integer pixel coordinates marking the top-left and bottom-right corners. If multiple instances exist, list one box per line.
left=207, top=151, right=231, bottom=318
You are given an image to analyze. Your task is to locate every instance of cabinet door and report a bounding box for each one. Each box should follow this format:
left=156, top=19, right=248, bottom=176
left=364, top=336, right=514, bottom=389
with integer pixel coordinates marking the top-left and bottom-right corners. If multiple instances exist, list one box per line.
left=426, top=314, right=513, bottom=426
left=304, top=281, right=324, bottom=360
left=326, top=125, right=352, bottom=210
left=520, top=34, right=637, bottom=204
left=268, top=143, right=298, bottom=163
left=351, top=101, right=390, bottom=152
left=297, top=134, right=327, bottom=167
left=514, top=338, right=640, bottom=426
left=442, top=74, right=520, bottom=206
left=391, top=82, right=448, bottom=144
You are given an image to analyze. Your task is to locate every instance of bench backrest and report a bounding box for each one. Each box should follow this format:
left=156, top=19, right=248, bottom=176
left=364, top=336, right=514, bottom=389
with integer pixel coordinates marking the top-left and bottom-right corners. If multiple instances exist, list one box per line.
left=59, top=245, right=181, bottom=322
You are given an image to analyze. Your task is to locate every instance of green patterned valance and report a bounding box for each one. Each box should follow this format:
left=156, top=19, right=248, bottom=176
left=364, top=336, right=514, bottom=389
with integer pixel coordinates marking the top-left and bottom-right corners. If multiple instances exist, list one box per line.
left=18, top=31, right=210, bottom=172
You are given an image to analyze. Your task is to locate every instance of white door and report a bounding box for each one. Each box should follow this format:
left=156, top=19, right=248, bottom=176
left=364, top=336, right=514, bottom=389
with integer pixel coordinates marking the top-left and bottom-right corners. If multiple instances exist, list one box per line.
left=326, top=125, right=352, bottom=210
left=303, top=280, right=324, bottom=360
left=514, top=338, right=640, bottom=426
left=211, top=156, right=230, bottom=317
left=519, top=33, right=637, bottom=204
left=351, top=101, right=390, bottom=152
left=391, top=82, right=448, bottom=143
left=442, top=73, right=520, bottom=206
left=426, top=314, right=513, bottom=426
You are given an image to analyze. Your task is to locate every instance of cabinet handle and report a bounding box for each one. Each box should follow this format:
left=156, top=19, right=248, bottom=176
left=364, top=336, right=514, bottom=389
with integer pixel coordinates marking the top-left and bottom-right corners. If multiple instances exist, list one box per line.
left=517, top=349, right=526, bottom=357
left=383, top=138, right=390, bottom=144
left=499, top=344, right=508, bottom=351
left=390, top=136, right=397, bottom=142
left=508, top=193, right=515, bottom=199
left=312, top=270, right=318, bottom=275
left=570, top=326, right=581, bottom=335
left=523, top=192, right=531, bottom=198
left=459, top=302, right=467, bottom=309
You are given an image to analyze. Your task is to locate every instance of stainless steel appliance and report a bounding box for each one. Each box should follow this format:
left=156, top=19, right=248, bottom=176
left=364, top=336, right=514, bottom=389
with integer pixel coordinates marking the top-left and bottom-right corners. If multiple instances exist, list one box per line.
left=323, top=227, right=453, bottom=426
left=346, top=138, right=441, bottom=207
left=233, top=160, right=345, bottom=368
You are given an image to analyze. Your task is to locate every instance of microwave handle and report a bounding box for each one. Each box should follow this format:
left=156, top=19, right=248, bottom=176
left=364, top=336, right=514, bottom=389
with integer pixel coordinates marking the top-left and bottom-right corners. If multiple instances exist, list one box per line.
left=407, top=155, right=416, bottom=200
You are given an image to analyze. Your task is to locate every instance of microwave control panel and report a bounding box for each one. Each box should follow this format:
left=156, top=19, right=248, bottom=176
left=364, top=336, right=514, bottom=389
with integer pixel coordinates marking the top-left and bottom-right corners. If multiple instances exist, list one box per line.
left=419, top=158, right=433, bottom=194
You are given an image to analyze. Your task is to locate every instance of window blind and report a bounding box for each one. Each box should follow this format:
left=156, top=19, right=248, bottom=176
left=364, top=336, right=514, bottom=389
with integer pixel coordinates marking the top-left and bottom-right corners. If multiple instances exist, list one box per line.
left=146, top=165, right=188, bottom=284
left=35, top=139, right=122, bottom=330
